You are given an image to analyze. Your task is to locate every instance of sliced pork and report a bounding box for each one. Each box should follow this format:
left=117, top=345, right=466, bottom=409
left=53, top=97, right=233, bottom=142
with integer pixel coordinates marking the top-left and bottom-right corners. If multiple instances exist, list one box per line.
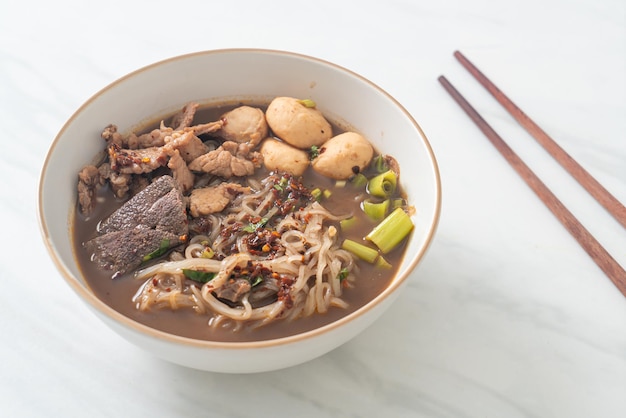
left=188, top=141, right=262, bottom=178
left=188, top=183, right=250, bottom=217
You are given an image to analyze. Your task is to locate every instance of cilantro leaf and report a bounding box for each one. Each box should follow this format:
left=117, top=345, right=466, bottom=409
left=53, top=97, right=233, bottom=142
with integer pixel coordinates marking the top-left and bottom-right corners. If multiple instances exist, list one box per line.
left=142, top=239, right=170, bottom=262
left=250, top=276, right=263, bottom=287
left=182, top=269, right=216, bottom=283
left=309, top=145, right=320, bottom=160
left=243, top=217, right=269, bottom=233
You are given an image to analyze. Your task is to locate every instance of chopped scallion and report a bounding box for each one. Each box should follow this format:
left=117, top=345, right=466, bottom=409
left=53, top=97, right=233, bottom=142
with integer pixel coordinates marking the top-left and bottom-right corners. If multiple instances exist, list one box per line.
left=375, top=256, right=392, bottom=269
left=341, top=239, right=379, bottom=263
left=273, top=176, right=289, bottom=192
left=297, top=99, right=316, bottom=108
left=391, top=198, right=405, bottom=210
left=350, top=173, right=368, bottom=189
left=372, top=155, right=389, bottom=173
left=367, top=170, right=397, bottom=199
left=362, top=199, right=389, bottom=222
left=311, top=188, right=322, bottom=201
left=366, top=207, right=414, bottom=254
left=201, top=247, right=214, bottom=259
left=339, top=216, right=357, bottom=231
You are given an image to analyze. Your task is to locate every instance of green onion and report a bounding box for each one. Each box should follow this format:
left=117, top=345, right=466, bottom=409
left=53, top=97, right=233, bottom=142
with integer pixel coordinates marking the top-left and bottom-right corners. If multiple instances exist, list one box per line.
left=311, top=188, right=322, bottom=201
left=372, top=155, right=389, bottom=173
left=142, top=239, right=170, bottom=262
left=366, top=207, right=414, bottom=254
left=200, top=247, right=214, bottom=259
left=297, top=99, right=317, bottom=108
left=362, top=199, right=389, bottom=222
left=335, top=180, right=346, bottom=188
left=350, top=173, right=368, bottom=189
left=311, top=188, right=331, bottom=201
left=391, top=198, right=405, bottom=210
left=341, top=239, right=379, bottom=263
left=250, top=276, right=263, bottom=287
left=183, top=269, right=216, bottom=283
left=273, top=176, right=288, bottom=192
left=376, top=256, right=392, bottom=269
left=367, top=170, right=397, bottom=198
left=338, top=268, right=349, bottom=282
left=243, top=218, right=269, bottom=233
left=339, top=216, right=357, bottom=231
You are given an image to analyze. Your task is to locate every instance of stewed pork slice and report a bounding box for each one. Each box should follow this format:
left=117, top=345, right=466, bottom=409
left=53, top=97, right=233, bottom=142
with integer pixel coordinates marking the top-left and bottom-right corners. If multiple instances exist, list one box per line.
left=97, top=163, right=150, bottom=201
left=101, top=102, right=198, bottom=149
left=265, top=97, right=333, bottom=149
left=77, top=165, right=101, bottom=215
left=188, top=183, right=251, bottom=217
left=219, top=106, right=268, bottom=147
left=108, top=171, right=133, bottom=199
left=188, top=141, right=263, bottom=178
left=102, top=123, right=174, bottom=150
left=164, top=131, right=209, bottom=163
left=311, top=132, right=374, bottom=180
left=167, top=150, right=195, bottom=193
left=108, top=131, right=211, bottom=176
left=189, top=120, right=224, bottom=137
left=108, top=143, right=170, bottom=174
left=260, top=138, right=310, bottom=176
left=100, top=109, right=222, bottom=151
left=169, top=102, right=199, bottom=130
left=101, top=124, right=124, bottom=146
left=214, top=278, right=251, bottom=304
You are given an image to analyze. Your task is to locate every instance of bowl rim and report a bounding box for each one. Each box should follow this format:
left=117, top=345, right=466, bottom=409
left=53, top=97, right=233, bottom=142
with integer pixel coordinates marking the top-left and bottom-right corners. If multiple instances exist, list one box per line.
left=38, top=48, right=442, bottom=350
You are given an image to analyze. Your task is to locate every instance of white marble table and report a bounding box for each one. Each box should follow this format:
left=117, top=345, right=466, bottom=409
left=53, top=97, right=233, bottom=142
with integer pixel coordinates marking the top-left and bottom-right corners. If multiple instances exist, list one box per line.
left=2, top=0, right=625, bottom=416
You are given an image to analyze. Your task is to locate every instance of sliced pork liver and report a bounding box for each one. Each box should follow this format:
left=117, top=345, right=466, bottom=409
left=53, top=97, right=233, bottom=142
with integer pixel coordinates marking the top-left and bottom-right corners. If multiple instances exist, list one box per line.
left=85, top=175, right=188, bottom=276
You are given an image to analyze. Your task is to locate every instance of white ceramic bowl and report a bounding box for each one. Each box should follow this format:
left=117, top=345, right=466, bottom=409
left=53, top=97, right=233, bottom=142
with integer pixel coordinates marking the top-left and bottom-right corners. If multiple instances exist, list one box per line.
left=38, top=49, right=441, bottom=373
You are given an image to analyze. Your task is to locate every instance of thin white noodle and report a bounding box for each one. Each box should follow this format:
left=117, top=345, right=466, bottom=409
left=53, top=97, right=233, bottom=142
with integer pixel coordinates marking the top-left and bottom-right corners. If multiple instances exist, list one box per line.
left=131, top=173, right=362, bottom=331
left=185, top=243, right=205, bottom=259
left=135, top=258, right=222, bottom=280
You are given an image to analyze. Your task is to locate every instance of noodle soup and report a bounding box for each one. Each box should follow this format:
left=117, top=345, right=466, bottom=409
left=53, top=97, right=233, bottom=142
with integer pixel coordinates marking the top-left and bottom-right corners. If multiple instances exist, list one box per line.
left=73, top=99, right=414, bottom=342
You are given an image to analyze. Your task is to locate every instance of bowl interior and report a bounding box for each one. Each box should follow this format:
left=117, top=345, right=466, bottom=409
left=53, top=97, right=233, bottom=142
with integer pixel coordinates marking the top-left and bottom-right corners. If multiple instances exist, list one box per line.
left=39, top=49, right=441, bottom=346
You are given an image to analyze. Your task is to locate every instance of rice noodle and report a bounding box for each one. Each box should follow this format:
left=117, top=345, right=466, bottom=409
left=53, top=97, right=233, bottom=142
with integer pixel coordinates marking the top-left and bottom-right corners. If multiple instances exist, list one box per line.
left=131, top=172, right=358, bottom=331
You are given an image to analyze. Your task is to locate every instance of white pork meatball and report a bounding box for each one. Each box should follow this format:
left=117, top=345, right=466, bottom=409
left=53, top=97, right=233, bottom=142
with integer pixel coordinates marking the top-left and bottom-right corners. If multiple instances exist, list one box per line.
left=311, top=132, right=374, bottom=180
left=260, top=138, right=310, bottom=176
left=265, top=97, right=332, bottom=149
left=219, top=106, right=268, bottom=147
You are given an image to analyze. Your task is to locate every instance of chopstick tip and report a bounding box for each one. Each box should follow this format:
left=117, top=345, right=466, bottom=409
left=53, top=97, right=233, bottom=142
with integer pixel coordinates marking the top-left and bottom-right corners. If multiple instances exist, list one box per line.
left=453, top=50, right=467, bottom=62
left=437, top=75, right=451, bottom=87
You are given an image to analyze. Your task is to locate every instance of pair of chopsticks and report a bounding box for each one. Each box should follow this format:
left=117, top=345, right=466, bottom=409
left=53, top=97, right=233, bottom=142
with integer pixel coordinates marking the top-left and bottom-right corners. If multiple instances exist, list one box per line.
left=439, top=51, right=626, bottom=298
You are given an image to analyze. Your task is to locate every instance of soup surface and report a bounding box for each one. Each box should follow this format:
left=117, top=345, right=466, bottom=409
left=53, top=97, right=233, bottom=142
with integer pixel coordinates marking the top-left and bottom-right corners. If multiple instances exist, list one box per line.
left=73, top=100, right=412, bottom=342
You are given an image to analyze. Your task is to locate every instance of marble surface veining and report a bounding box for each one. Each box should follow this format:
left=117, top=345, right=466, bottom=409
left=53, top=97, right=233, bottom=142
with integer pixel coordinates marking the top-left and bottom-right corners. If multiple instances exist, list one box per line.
left=1, top=0, right=625, bottom=417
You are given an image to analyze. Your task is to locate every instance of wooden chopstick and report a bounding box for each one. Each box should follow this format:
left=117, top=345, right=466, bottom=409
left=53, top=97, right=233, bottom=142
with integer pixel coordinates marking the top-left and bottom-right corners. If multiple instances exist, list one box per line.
left=437, top=75, right=626, bottom=298
left=453, top=50, right=626, bottom=229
